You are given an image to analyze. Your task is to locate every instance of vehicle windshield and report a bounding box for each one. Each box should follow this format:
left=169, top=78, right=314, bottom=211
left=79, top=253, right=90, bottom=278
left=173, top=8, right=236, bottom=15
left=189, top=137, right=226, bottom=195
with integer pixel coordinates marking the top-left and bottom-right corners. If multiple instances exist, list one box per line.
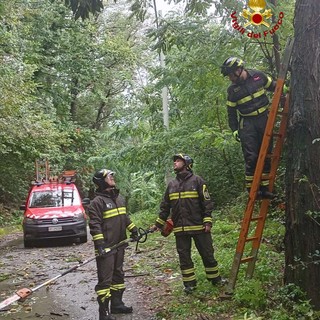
left=29, top=189, right=81, bottom=208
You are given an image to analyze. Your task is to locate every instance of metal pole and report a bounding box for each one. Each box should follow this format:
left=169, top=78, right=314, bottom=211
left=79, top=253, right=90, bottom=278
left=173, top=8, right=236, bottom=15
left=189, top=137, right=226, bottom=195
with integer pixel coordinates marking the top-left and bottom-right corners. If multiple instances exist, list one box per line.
left=160, top=50, right=169, bottom=129
left=153, top=0, right=169, bottom=129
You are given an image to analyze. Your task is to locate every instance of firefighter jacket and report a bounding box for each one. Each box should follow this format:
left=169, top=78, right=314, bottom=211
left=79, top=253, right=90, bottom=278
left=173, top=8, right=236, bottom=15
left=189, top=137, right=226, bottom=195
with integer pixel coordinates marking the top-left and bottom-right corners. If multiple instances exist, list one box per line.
left=88, top=188, right=137, bottom=249
left=226, top=69, right=276, bottom=132
left=155, top=171, right=214, bottom=235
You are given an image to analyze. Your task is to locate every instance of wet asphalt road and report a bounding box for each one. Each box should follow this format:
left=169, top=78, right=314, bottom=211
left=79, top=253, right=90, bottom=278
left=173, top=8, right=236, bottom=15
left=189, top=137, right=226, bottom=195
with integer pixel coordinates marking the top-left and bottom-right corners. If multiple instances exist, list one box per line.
left=0, top=231, right=155, bottom=320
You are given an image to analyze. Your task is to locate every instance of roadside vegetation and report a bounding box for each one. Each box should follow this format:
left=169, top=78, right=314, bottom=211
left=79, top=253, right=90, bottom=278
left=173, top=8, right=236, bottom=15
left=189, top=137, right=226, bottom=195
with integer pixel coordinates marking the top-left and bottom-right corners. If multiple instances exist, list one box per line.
left=0, top=206, right=22, bottom=236
left=125, top=205, right=318, bottom=319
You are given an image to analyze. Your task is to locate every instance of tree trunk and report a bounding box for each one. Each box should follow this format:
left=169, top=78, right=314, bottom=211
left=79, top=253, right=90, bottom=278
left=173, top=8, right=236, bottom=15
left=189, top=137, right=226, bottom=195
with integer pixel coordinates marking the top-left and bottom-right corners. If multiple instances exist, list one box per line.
left=284, top=0, right=320, bottom=310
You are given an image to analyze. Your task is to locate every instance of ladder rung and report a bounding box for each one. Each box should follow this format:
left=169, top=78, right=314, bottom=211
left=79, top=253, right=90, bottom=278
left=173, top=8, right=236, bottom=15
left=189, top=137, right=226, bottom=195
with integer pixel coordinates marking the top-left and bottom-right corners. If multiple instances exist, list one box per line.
left=272, top=132, right=283, bottom=139
left=240, top=215, right=264, bottom=225
left=245, top=236, right=259, bottom=242
left=272, top=133, right=282, bottom=138
left=251, top=215, right=263, bottom=221
left=277, top=109, right=288, bottom=115
left=241, top=256, right=254, bottom=263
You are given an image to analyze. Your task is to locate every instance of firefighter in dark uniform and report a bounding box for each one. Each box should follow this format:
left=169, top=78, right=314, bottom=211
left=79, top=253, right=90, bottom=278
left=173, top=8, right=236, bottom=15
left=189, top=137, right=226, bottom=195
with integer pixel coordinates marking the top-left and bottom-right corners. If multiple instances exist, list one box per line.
left=88, top=169, right=139, bottom=320
left=153, top=154, right=222, bottom=294
left=221, top=57, right=276, bottom=199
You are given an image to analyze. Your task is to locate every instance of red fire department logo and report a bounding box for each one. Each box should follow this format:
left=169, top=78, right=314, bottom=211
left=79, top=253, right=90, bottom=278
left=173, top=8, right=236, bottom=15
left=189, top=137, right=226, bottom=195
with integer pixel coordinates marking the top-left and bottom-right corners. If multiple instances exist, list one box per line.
left=229, top=0, right=284, bottom=39
left=242, top=0, right=272, bottom=27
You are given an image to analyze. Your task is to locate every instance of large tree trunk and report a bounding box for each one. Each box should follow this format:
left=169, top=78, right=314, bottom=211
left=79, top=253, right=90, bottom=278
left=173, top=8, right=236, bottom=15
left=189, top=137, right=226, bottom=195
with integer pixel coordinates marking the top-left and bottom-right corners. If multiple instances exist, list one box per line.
left=284, top=0, right=320, bottom=310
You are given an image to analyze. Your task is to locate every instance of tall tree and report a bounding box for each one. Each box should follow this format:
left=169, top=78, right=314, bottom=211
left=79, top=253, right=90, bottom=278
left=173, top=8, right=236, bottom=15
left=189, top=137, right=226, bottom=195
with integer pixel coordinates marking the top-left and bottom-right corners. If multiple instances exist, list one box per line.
left=284, top=0, right=320, bottom=310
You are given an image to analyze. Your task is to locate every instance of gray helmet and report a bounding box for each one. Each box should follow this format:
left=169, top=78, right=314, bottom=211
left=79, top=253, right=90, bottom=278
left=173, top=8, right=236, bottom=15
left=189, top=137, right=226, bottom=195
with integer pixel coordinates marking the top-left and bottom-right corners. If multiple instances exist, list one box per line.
left=221, top=57, right=244, bottom=76
left=93, top=169, right=115, bottom=190
left=173, top=153, right=193, bottom=171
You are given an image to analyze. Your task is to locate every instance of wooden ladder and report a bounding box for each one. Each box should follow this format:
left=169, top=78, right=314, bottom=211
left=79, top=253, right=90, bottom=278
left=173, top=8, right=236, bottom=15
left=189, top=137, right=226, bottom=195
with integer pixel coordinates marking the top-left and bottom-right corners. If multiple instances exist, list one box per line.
left=224, top=38, right=294, bottom=295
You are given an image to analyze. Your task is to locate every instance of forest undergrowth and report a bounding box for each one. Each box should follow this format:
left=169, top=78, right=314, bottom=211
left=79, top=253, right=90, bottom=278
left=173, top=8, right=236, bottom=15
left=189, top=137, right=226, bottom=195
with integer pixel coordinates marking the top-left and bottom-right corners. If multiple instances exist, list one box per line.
left=129, top=200, right=319, bottom=320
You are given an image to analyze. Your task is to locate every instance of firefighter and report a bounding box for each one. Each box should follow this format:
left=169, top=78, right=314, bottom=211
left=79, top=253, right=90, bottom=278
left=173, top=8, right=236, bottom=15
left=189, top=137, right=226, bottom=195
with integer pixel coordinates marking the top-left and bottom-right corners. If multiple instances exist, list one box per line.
left=221, top=57, right=277, bottom=199
left=88, top=169, right=139, bottom=320
left=152, top=154, right=222, bottom=294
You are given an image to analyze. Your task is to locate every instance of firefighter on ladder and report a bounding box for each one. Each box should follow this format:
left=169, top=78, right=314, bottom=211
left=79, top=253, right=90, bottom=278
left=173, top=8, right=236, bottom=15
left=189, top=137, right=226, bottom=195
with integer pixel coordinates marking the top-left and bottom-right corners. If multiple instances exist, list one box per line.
left=221, top=57, right=277, bottom=199
left=88, top=169, right=139, bottom=320
left=152, top=154, right=223, bottom=294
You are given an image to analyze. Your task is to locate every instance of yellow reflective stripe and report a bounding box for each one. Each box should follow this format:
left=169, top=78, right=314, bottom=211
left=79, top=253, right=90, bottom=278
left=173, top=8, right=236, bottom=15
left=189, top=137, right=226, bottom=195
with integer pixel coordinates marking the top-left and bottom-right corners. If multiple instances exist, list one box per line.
left=203, top=217, right=212, bottom=224
left=96, top=288, right=109, bottom=296
left=203, top=184, right=211, bottom=200
left=182, top=274, right=196, bottom=281
left=239, top=105, right=268, bottom=117
left=265, top=76, right=273, bottom=88
left=169, top=191, right=199, bottom=200
left=173, top=225, right=203, bottom=233
left=205, top=266, right=219, bottom=272
left=103, top=207, right=126, bottom=219
left=237, top=88, right=265, bottom=105
left=260, top=180, right=269, bottom=186
left=180, top=191, right=198, bottom=199
left=169, top=193, right=179, bottom=200
left=111, top=283, right=125, bottom=291
left=93, top=234, right=104, bottom=241
left=245, top=175, right=254, bottom=181
left=96, top=288, right=111, bottom=301
left=127, top=222, right=136, bottom=231
left=156, top=217, right=165, bottom=226
left=207, top=273, right=221, bottom=279
left=181, top=268, right=195, bottom=274
left=227, top=100, right=237, bottom=107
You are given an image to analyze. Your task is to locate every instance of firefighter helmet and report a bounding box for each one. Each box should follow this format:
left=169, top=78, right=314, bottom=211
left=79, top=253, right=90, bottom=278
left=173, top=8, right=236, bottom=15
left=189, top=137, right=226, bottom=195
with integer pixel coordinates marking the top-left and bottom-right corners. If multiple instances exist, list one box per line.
left=221, top=57, right=244, bottom=76
left=93, top=169, right=115, bottom=190
left=173, top=154, right=193, bottom=171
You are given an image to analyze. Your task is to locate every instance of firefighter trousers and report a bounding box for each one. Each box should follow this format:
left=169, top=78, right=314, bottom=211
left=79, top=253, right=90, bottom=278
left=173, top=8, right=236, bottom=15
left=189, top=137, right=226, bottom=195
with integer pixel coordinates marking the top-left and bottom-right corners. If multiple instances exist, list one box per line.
left=239, top=111, right=273, bottom=190
left=175, top=232, right=220, bottom=288
left=95, top=248, right=126, bottom=302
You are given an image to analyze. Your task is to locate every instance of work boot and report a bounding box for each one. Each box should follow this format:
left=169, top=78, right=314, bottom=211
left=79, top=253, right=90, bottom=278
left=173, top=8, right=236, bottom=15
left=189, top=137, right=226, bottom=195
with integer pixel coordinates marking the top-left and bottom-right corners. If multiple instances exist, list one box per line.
left=211, top=276, right=227, bottom=286
left=257, top=187, right=275, bottom=200
left=259, top=190, right=275, bottom=199
left=184, top=285, right=196, bottom=294
left=98, top=297, right=116, bottom=320
left=110, top=290, right=133, bottom=314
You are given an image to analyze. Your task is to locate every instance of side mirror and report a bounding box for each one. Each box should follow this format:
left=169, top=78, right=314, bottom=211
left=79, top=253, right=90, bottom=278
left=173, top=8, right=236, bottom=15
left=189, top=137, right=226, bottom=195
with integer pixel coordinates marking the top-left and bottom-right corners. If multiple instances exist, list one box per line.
left=82, top=198, right=90, bottom=205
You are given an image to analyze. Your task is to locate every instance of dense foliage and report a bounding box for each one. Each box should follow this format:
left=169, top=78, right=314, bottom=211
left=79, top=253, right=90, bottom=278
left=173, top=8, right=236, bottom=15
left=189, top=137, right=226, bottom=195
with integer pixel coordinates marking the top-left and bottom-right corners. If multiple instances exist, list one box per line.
left=0, top=0, right=294, bottom=208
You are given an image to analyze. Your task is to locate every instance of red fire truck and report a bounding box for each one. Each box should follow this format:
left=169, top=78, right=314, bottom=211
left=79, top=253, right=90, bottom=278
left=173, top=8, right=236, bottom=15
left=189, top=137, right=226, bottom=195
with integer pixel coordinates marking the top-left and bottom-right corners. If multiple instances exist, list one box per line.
left=20, top=160, right=89, bottom=248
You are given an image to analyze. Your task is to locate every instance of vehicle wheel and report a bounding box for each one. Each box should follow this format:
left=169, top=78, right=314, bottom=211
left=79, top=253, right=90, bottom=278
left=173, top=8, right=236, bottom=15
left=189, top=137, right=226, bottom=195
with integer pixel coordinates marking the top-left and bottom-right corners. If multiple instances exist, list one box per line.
left=79, top=235, right=87, bottom=243
left=24, top=239, right=35, bottom=248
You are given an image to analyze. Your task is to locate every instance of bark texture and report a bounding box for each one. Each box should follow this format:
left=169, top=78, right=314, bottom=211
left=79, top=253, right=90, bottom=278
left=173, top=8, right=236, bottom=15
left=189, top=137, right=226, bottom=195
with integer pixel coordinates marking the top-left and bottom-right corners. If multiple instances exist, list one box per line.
left=284, top=0, right=320, bottom=310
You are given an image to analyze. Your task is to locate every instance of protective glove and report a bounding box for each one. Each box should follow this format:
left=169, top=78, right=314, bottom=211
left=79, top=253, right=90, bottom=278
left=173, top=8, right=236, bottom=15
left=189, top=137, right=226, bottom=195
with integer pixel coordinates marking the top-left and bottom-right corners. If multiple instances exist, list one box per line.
left=95, top=242, right=108, bottom=257
left=233, top=130, right=240, bottom=142
left=150, top=225, right=160, bottom=232
left=203, top=223, right=212, bottom=233
left=130, top=229, right=140, bottom=242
